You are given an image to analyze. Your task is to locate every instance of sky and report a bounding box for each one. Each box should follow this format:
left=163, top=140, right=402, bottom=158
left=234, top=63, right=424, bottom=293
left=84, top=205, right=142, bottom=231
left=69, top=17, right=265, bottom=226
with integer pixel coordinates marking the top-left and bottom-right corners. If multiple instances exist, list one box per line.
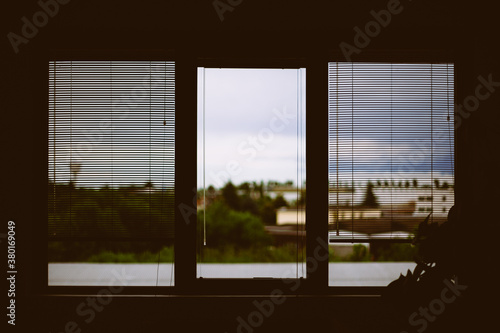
left=49, top=62, right=455, bottom=190
left=328, top=62, right=455, bottom=189
left=198, top=65, right=454, bottom=189
left=197, top=68, right=306, bottom=188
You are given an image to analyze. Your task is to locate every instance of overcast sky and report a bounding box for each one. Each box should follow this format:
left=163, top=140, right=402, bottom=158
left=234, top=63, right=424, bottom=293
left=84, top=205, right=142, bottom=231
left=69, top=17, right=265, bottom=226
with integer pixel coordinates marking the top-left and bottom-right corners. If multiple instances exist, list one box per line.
left=198, top=68, right=306, bottom=188
left=49, top=62, right=454, bottom=190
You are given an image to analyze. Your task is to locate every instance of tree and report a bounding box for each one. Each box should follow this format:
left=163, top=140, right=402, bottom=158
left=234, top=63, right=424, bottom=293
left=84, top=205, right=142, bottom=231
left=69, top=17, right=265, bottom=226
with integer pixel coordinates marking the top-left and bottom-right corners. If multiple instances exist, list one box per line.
left=260, top=201, right=277, bottom=225
left=413, top=179, right=418, bottom=188
left=221, top=181, right=240, bottom=210
left=207, top=185, right=216, bottom=200
left=259, top=181, right=264, bottom=197
left=434, top=179, right=440, bottom=189
left=252, top=181, right=264, bottom=199
left=362, top=181, right=379, bottom=208
left=238, top=182, right=251, bottom=193
left=200, top=201, right=271, bottom=248
left=273, top=194, right=288, bottom=209
left=240, top=194, right=259, bottom=215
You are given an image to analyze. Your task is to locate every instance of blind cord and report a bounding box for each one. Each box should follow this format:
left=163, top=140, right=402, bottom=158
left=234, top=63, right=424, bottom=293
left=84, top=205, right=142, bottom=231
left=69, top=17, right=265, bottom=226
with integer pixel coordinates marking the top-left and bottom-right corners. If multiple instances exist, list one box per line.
left=296, top=69, right=299, bottom=279
left=390, top=63, right=393, bottom=237
left=336, top=62, right=340, bottom=236
left=52, top=61, right=57, bottom=219
left=153, top=62, right=162, bottom=291
left=203, top=68, right=207, bottom=247
left=69, top=61, right=73, bottom=236
left=351, top=62, right=354, bottom=240
left=430, top=64, right=434, bottom=223
left=447, top=63, right=454, bottom=179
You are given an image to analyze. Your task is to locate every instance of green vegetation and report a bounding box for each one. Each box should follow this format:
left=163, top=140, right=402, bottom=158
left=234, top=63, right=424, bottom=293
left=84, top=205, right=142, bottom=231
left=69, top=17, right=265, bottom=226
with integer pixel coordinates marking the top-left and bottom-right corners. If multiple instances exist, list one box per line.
left=48, top=182, right=174, bottom=262
left=199, top=244, right=301, bottom=263
left=199, top=200, right=272, bottom=249
left=77, top=243, right=414, bottom=263
left=374, top=243, right=417, bottom=261
left=48, top=180, right=415, bottom=263
left=328, top=245, right=371, bottom=262
left=216, top=181, right=294, bottom=225
left=86, top=246, right=174, bottom=263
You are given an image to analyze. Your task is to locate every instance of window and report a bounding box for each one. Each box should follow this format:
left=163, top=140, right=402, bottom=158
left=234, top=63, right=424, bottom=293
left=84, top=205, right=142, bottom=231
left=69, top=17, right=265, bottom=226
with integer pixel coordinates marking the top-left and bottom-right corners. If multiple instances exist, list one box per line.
left=328, top=62, right=454, bottom=286
left=46, top=57, right=455, bottom=293
left=48, top=61, right=175, bottom=286
left=196, top=67, right=307, bottom=279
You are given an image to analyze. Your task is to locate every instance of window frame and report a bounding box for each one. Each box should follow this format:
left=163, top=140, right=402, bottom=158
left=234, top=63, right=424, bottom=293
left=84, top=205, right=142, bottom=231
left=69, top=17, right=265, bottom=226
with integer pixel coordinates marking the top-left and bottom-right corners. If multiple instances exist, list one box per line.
left=40, top=49, right=457, bottom=296
left=177, top=57, right=328, bottom=295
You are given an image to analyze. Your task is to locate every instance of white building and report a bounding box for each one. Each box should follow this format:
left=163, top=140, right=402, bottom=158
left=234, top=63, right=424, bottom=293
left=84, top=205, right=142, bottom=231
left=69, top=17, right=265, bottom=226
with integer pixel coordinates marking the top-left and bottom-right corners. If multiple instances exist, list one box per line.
left=328, top=186, right=454, bottom=217
left=276, top=208, right=305, bottom=225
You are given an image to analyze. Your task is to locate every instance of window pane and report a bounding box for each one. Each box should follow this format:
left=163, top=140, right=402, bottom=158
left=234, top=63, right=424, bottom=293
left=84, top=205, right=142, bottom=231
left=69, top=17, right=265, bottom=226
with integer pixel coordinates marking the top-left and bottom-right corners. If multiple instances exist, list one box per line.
left=197, top=68, right=306, bottom=279
left=48, top=61, right=175, bottom=286
left=328, top=62, right=454, bottom=286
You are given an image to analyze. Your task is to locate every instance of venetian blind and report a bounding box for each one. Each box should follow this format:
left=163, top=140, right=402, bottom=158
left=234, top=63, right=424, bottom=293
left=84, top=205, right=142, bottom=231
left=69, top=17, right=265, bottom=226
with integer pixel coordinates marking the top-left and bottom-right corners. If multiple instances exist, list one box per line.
left=328, top=62, right=454, bottom=242
left=48, top=61, right=175, bottom=240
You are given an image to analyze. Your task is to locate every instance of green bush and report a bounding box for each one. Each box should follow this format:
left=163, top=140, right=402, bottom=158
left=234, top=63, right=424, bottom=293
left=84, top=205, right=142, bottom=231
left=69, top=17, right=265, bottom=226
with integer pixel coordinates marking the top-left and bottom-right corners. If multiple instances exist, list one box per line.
left=376, top=243, right=416, bottom=261
left=199, top=201, right=272, bottom=249
left=199, top=244, right=303, bottom=263
left=86, top=246, right=174, bottom=263
left=349, top=244, right=371, bottom=262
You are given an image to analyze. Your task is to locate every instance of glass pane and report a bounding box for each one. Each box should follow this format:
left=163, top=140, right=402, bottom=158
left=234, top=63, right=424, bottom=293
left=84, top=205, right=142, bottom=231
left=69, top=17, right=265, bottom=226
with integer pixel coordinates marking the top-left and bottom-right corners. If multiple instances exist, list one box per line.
left=48, top=61, right=175, bottom=286
left=197, top=68, right=306, bottom=279
left=328, top=63, right=454, bottom=286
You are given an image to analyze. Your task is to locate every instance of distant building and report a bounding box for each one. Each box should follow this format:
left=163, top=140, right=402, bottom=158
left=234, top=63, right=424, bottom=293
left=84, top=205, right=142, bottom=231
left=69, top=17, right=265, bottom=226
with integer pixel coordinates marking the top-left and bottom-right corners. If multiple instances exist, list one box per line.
left=266, top=184, right=303, bottom=203
left=329, top=186, right=454, bottom=217
left=276, top=208, right=305, bottom=225
left=329, top=207, right=382, bottom=223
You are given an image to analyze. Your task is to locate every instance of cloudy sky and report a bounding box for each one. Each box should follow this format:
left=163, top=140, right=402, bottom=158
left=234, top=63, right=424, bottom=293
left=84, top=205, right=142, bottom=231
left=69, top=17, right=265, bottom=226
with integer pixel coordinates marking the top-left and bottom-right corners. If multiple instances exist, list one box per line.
left=197, top=68, right=306, bottom=188
left=198, top=64, right=454, bottom=189
left=328, top=62, right=455, bottom=189
left=49, top=61, right=454, bottom=190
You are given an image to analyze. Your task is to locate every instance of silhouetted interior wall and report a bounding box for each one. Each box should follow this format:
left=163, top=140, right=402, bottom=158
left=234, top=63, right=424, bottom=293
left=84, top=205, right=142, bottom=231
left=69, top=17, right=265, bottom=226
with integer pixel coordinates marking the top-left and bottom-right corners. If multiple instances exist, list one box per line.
left=3, top=1, right=497, bottom=332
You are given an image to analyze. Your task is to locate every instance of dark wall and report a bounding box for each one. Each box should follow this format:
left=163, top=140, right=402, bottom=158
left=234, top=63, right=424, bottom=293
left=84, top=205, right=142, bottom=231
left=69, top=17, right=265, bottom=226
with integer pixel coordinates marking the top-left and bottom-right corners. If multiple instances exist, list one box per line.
left=2, top=0, right=497, bottom=332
